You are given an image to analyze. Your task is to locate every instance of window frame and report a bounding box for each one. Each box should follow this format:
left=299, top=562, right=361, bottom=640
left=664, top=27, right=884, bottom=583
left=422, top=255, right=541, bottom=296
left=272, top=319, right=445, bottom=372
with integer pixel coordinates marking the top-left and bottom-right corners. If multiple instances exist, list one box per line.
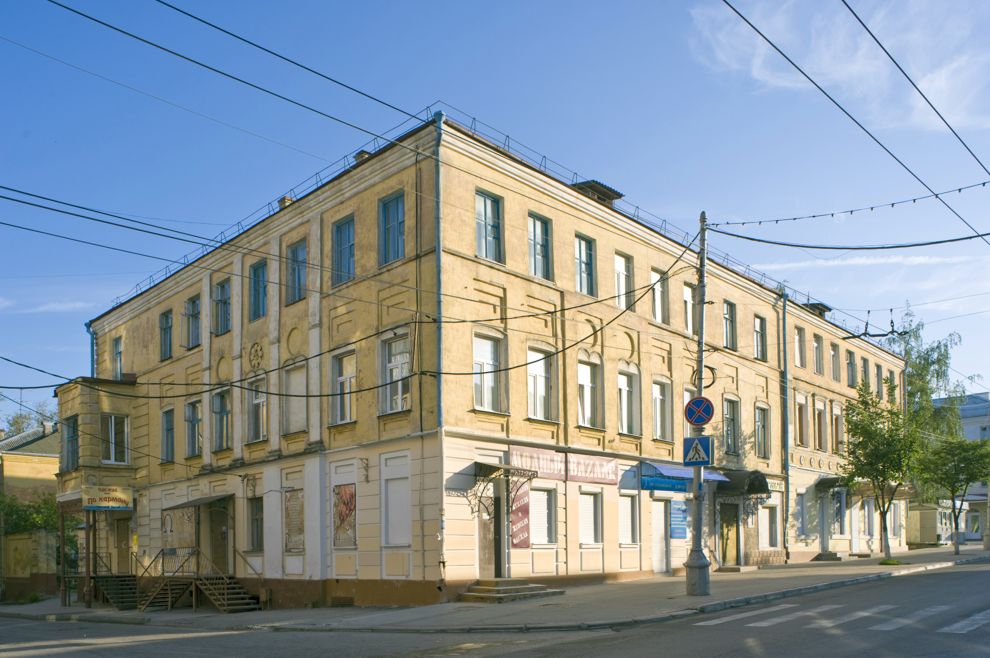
left=211, top=388, right=231, bottom=452
left=577, top=351, right=603, bottom=429
left=475, top=190, right=504, bottom=263
left=212, top=279, right=231, bottom=336
left=526, top=347, right=554, bottom=421
left=754, top=315, right=767, bottom=361
left=574, top=234, right=597, bottom=296
left=112, top=336, right=123, bottom=380
left=723, top=300, right=737, bottom=350
left=650, top=269, right=669, bottom=325
left=651, top=379, right=673, bottom=442
left=161, top=408, right=175, bottom=464
left=813, top=334, right=824, bottom=375
left=280, top=361, right=308, bottom=435
left=248, top=496, right=264, bottom=552
left=473, top=332, right=503, bottom=413
left=528, top=213, right=554, bottom=280
left=830, top=342, right=841, bottom=382
left=159, top=310, right=173, bottom=361
left=794, top=326, right=807, bottom=369
left=330, top=350, right=356, bottom=425
left=614, top=252, right=634, bottom=310
left=846, top=350, right=857, bottom=387
left=63, top=415, right=79, bottom=471
left=617, top=362, right=641, bottom=436
left=185, top=400, right=202, bottom=458
left=185, top=295, right=201, bottom=348
left=755, top=404, right=770, bottom=459
left=579, top=491, right=603, bottom=545
left=529, top=487, right=557, bottom=545
left=100, top=413, right=128, bottom=464
left=379, top=192, right=406, bottom=266
left=248, top=259, right=268, bottom=321
left=683, top=283, right=697, bottom=336
left=618, top=493, right=640, bottom=545
left=285, top=239, right=307, bottom=306
left=246, top=376, right=268, bottom=443
left=723, top=397, right=740, bottom=454
left=381, top=332, right=411, bottom=414
left=332, top=216, right=356, bottom=287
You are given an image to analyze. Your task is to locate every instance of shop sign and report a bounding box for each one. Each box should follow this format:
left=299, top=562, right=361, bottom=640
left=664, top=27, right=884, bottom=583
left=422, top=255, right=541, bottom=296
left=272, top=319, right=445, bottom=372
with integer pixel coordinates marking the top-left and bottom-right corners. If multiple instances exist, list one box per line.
left=510, top=482, right=531, bottom=548
left=567, top=453, right=618, bottom=484
left=768, top=480, right=785, bottom=493
left=670, top=501, right=689, bottom=540
left=510, top=446, right=565, bottom=481
left=641, top=475, right=689, bottom=493
left=82, top=485, right=133, bottom=511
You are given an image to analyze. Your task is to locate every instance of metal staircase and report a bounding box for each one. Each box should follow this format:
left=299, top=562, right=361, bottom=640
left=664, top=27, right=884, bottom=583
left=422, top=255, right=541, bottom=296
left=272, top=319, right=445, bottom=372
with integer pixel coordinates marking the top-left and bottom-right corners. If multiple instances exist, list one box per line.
left=94, top=575, right=140, bottom=610
left=138, top=578, right=194, bottom=611
left=196, top=575, right=261, bottom=613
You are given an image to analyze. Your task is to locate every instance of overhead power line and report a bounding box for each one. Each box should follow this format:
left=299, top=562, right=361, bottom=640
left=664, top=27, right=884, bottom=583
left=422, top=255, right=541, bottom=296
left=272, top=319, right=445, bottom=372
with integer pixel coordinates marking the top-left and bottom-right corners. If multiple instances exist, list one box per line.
left=720, top=0, right=990, bottom=248
left=840, top=0, right=990, bottom=179
left=710, top=225, right=990, bottom=251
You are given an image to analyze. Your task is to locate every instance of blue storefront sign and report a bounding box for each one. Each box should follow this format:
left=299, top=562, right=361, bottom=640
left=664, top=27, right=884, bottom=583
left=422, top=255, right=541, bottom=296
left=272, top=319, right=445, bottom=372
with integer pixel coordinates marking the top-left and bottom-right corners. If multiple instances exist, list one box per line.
left=640, top=475, right=689, bottom=493
left=670, top=501, right=689, bottom=539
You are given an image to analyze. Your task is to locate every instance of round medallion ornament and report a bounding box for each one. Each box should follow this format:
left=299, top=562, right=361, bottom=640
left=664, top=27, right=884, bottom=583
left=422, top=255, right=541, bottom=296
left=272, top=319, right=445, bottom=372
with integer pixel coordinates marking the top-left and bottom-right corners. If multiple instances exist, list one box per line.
left=248, top=342, right=264, bottom=370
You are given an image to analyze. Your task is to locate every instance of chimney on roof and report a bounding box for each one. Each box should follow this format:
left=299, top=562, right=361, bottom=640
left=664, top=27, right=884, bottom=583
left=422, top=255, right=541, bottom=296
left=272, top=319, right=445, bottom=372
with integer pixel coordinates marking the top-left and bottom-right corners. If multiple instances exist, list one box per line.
left=278, top=195, right=294, bottom=210
left=353, top=149, right=372, bottom=163
left=570, top=180, right=624, bottom=208
left=43, top=421, right=54, bottom=435
left=805, top=302, right=832, bottom=319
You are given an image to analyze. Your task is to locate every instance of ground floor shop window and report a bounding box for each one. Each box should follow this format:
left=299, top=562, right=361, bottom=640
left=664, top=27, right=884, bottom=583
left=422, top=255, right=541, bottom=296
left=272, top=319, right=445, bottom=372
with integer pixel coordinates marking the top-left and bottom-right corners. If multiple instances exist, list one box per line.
left=248, top=497, right=264, bottom=551
left=529, top=488, right=556, bottom=544
left=579, top=492, right=602, bottom=544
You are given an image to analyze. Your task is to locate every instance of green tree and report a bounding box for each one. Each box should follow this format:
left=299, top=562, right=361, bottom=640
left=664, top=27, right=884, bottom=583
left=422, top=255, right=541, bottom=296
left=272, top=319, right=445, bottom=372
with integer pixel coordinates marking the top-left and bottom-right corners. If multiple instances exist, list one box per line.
left=1, top=400, right=55, bottom=436
left=0, top=492, right=60, bottom=534
left=917, top=437, right=990, bottom=555
left=843, top=380, right=918, bottom=560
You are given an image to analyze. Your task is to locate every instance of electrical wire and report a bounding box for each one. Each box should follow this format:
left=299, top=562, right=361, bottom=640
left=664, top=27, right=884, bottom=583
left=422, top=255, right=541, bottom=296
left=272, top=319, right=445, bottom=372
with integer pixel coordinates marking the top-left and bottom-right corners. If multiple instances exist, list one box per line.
left=710, top=225, right=990, bottom=251
left=720, top=0, right=990, bottom=248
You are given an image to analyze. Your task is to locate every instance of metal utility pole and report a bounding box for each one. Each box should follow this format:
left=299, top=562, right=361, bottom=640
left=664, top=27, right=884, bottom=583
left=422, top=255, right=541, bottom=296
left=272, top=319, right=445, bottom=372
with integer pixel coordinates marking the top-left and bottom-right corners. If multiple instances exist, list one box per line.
left=685, top=211, right=711, bottom=596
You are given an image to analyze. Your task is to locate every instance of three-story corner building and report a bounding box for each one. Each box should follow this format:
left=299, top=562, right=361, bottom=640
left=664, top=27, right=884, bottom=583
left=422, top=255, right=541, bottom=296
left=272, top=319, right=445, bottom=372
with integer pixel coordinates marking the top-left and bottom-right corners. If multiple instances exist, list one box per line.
left=54, top=113, right=907, bottom=608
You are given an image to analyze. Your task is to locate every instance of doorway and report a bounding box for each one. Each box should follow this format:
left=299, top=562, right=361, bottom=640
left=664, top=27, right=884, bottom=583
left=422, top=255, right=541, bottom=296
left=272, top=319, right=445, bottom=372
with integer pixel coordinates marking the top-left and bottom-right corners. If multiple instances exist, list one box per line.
left=819, top=497, right=829, bottom=553
left=476, top=482, right=505, bottom=579
left=652, top=500, right=670, bottom=573
left=206, top=499, right=230, bottom=575
left=851, top=500, right=860, bottom=553
left=114, top=518, right=130, bottom=574
left=719, top=503, right=740, bottom=566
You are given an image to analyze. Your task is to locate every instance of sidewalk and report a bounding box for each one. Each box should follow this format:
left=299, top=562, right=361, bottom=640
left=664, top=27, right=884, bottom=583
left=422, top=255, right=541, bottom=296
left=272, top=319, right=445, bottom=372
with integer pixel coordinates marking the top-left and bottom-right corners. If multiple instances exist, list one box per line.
left=2, top=545, right=987, bottom=634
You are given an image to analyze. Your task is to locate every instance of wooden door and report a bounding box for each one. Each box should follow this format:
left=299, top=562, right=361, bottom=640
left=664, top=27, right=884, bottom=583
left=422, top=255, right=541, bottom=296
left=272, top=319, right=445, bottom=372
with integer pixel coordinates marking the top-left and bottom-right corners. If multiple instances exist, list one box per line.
left=115, top=519, right=130, bottom=574
left=719, top=503, right=739, bottom=566
left=208, top=501, right=230, bottom=574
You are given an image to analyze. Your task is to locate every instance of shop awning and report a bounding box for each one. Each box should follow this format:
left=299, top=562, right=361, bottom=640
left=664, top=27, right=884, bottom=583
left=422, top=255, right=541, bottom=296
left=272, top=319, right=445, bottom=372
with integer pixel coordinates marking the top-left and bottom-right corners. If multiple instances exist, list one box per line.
left=716, top=470, right=771, bottom=496
left=816, top=476, right=845, bottom=490
left=644, top=461, right=729, bottom=482
left=163, top=493, right=232, bottom=511
left=474, top=462, right=538, bottom=480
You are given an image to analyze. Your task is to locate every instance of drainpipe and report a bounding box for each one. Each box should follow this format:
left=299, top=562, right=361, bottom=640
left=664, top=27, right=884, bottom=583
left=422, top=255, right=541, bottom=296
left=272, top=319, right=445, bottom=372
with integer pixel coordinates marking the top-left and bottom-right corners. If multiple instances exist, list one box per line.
left=780, top=288, right=791, bottom=561
left=433, top=111, right=447, bottom=590
left=85, top=321, right=96, bottom=377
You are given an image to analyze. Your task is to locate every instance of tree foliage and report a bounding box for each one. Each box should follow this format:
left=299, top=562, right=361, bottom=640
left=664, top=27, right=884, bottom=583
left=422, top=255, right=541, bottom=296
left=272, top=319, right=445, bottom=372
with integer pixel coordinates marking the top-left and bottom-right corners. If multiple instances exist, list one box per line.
left=0, top=492, right=60, bottom=535
left=917, top=437, right=990, bottom=554
left=843, top=380, right=918, bottom=559
left=1, top=400, right=55, bottom=436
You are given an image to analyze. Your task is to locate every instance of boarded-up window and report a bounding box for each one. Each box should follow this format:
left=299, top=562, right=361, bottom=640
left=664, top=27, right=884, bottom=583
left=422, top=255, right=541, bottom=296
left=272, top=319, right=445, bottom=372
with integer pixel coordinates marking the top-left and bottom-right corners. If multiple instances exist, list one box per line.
left=283, top=489, right=305, bottom=553
left=382, top=452, right=411, bottom=545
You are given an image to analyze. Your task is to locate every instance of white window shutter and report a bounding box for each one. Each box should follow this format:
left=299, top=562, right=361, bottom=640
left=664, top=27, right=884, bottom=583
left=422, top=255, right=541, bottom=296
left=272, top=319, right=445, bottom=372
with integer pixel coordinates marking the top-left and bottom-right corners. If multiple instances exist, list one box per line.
left=530, top=489, right=550, bottom=544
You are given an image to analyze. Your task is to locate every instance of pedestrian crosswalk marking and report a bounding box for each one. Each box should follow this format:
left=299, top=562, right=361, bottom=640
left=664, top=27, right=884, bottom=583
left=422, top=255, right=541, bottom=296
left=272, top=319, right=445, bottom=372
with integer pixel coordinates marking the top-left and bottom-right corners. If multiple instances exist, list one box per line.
left=869, top=605, right=952, bottom=631
left=694, top=604, right=797, bottom=626
left=747, top=604, right=843, bottom=627
left=806, top=604, right=897, bottom=628
left=937, top=607, right=990, bottom=634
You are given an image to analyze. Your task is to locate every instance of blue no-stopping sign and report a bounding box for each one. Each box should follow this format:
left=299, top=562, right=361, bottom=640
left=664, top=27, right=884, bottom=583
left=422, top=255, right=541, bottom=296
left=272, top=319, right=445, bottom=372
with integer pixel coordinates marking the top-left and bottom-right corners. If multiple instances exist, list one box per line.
left=684, top=396, right=715, bottom=426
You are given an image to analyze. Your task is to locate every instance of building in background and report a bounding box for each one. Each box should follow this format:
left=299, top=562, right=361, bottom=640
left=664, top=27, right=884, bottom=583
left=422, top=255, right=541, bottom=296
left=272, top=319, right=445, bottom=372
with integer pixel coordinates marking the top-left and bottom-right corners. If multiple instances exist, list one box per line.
left=54, top=113, right=906, bottom=609
left=932, top=393, right=990, bottom=542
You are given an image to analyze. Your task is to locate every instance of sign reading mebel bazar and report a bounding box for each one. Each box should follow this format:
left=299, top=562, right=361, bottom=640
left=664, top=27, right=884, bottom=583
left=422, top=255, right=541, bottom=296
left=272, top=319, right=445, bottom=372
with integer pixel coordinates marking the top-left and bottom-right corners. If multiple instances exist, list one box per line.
left=82, top=485, right=134, bottom=511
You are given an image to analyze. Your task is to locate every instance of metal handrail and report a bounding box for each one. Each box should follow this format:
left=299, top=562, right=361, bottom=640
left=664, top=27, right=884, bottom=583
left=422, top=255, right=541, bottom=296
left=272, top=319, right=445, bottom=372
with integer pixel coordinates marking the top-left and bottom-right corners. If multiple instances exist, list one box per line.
left=138, top=549, right=164, bottom=580
left=93, top=552, right=113, bottom=575
left=233, top=549, right=262, bottom=579
left=163, top=547, right=199, bottom=577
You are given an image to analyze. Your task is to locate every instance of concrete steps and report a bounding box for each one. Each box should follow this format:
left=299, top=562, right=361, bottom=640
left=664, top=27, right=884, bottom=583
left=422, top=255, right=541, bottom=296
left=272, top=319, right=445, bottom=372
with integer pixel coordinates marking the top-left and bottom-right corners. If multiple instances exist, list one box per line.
left=460, top=578, right=565, bottom=603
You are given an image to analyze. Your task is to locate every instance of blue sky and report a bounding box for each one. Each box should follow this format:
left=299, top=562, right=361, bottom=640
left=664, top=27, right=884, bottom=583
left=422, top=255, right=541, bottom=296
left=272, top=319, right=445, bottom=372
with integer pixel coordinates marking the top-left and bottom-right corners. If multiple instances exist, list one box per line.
left=3, top=0, right=990, bottom=420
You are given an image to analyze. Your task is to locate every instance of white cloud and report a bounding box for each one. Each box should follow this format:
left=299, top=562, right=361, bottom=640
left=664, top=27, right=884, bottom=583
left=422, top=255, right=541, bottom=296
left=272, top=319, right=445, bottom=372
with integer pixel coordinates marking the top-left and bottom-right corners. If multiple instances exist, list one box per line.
left=751, top=254, right=973, bottom=271
left=691, top=1, right=990, bottom=130
left=0, top=297, right=12, bottom=310
left=15, top=301, right=97, bottom=314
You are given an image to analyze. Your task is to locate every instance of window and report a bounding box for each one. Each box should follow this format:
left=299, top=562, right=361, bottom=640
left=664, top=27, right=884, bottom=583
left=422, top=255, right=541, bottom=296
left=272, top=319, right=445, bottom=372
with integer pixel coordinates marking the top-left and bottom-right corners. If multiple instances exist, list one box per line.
left=100, top=414, right=127, bottom=464
left=846, top=350, right=857, bottom=387
left=652, top=380, right=672, bottom=441
left=527, top=349, right=553, bottom=420
left=813, top=334, right=824, bottom=375
left=285, top=239, right=307, bottom=305
left=112, top=336, right=123, bottom=380
left=755, top=406, right=770, bottom=459
left=891, top=502, right=902, bottom=538
left=161, top=409, right=175, bottom=463
left=184, top=295, right=201, bottom=348
left=579, top=492, right=602, bottom=544
left=529, top=489, right=556, bottom=544
left=865, top=498, right=876, bottom=537
left=159, top=310, right=173, bottom=361
left=832, top=406, right=845, bottom=453
left=723, top=398, right=739, bottom=454
left=754, top=315, right=767, bottom=361
left=247, top=377, right=268, bottom=443
left=614, top=253, right=633, bottom=310
left=382, top=334, right=411, bottom=413
left=382, top=452, right=411, bottom=545
left=248, top=497, right=264, bottom=551
left=331, top=352, right=356, bottom=424
left=832, top=491, right=846, bottom=535
left=575, top=235, right=596, bottom=296
left=281, top=362, right=307, bottom=434
left=332, top=217, right=355, bottom=286
left=723, top=301, right=737, bottom=350
left=797, top=493, right=807, bottom=535
left=379, top=193, right=405, bottom=265
left=794, top=327, right=806, bottom=368
left=249, top=260, right=267, bottom=321
left=475, top=191, right=503, bottom=262
left=887, top=369, right=896, bottom=398
left=63, top=415, right=79, bottom=471
left=683, top=387, right=697, bottom=441
left=875, top=364, right=884, bottom=400
left=861, top=357, right=870, bottom=391
left=528, top=214, right=553, bottom=280
left=213, top=279, right=231, bottom=335
left=473, top=335, right=502, bottom=412
left=683, top=284, right=696, bottom=335
left=577, top=355, right=602, bottom=427
left=650, top=270, right=669, bottom=324
left=618, top=494, right=639, bottom=544
left=830, top=343, right=840, bottom=381
left=796, top=397, right=808, bottom=447
left=185, top=401, right=202, bottom=457
left=617, top=364, right=640, bottom=435
left=815, top=404, right=827, bottom=451
left=760, top=504, right=779, bottom=548
left=211, top=389, right=231, bottom=451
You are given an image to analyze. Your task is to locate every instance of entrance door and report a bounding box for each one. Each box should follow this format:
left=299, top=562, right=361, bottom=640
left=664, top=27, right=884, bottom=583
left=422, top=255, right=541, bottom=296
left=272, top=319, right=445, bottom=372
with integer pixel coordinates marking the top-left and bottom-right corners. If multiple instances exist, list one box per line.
left=207, top=500, right=230, bottom=574
left=719, top=503, right=739, bottom=566
left=819, top=497, right=830, bottom=553
left=652, top=500, right=670, bottom=573
left=851, top=500, right=860, bottom=553
left=115, top=518, right=130, bottom=574
left=477, top=483, right=505, bottom=579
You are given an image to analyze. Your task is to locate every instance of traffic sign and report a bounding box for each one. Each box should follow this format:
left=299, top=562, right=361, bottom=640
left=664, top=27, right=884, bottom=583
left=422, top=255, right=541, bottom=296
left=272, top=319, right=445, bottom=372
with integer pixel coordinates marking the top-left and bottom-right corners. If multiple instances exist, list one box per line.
left=684, top=396, right=715, bottom=426
left=683, top=436, right=712, bottom=467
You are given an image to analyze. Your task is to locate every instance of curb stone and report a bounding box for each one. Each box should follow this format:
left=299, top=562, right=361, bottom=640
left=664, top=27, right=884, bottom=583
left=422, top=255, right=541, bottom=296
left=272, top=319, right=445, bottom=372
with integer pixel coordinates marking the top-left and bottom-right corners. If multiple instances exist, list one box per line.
left=3, top=553, right=988, bottom=634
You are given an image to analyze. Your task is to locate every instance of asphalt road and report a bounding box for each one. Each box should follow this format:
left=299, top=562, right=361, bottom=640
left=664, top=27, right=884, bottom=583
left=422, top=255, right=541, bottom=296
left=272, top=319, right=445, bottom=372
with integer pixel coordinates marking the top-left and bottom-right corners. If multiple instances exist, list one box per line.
left=2, top=563, right=988, bottom=657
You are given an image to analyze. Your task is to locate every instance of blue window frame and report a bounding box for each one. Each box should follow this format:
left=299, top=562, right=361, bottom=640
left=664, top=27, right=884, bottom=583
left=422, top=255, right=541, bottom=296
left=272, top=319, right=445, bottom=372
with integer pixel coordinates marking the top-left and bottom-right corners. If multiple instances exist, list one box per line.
left=285, top=240, right=307, bottom=305
left=213, top=279, right=231, bottom=335
left=379, top=193, right=405, bottom=265
left=161, top=409, right=175, bottom=463
left=475, top=191, right=503, bottom=262
left=249, top=260, right=267, bottom=321
left=333, top=217, right=355, bottom=286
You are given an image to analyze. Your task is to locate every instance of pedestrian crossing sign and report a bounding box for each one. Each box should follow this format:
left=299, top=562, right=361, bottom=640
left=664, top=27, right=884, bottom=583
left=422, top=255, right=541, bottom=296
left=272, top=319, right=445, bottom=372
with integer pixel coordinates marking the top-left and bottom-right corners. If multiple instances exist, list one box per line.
left=683, top=436, right=712, bottom=466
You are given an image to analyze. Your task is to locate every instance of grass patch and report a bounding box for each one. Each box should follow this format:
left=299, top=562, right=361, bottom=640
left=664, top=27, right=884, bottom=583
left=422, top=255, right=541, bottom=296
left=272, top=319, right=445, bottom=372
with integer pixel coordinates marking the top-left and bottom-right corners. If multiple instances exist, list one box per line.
left=878, top=559, right=904, bottom=566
